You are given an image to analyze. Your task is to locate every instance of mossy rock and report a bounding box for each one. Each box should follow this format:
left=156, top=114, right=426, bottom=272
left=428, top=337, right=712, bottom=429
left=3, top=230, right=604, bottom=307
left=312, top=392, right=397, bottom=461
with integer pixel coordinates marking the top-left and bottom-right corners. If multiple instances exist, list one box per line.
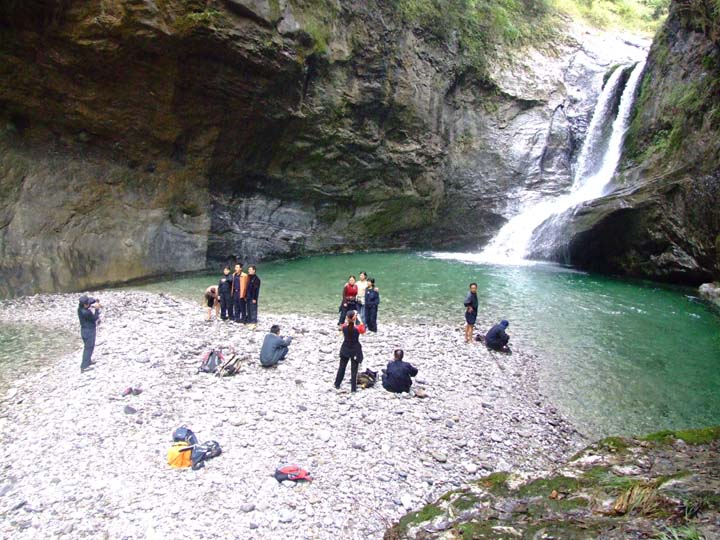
left=642, top=426, right=720, bottom=445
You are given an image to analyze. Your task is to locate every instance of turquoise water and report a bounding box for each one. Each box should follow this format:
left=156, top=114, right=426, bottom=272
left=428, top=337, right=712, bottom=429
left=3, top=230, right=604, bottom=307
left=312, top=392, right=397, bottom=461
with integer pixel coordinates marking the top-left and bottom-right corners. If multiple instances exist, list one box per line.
left=0, top=323, right=75, bottom=392
left=128, top=252, right=720, bottom=438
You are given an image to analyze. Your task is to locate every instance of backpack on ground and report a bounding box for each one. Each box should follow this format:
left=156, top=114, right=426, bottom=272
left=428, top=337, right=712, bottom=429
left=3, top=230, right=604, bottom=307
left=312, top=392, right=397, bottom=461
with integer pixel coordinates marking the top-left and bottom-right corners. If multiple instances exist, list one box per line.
left=172, top=425, right=198, bottom=445
left=216, top=354, right=243, bottom=377
left=167, top=442, right=193, bottom=468
left=198, top=350, right=224, bottom=373
left=357, top=368, right=378, bottom=389
left=191, top=440, right=222, bottom=470
left=274, top=464, right=313, bottom=483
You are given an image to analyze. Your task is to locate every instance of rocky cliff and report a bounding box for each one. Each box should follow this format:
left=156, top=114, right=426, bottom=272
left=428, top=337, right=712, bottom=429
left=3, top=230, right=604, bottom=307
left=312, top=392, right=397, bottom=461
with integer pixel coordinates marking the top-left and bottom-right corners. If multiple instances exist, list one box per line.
left=0, top=0, right=644, bottom=296
left=532, top=0, right=720, bottom=285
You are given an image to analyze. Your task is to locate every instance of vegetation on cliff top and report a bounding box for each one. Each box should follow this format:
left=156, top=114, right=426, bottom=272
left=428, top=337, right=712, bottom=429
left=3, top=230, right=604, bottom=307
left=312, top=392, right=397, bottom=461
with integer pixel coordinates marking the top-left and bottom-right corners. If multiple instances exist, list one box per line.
left=393, top=0, right=667, bottom=77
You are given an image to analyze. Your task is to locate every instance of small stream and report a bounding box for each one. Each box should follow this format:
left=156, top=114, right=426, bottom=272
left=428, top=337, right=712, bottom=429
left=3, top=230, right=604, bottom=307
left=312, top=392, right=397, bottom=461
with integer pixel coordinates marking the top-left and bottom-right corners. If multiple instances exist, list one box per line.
left=0, top=322, right=75, bottom=393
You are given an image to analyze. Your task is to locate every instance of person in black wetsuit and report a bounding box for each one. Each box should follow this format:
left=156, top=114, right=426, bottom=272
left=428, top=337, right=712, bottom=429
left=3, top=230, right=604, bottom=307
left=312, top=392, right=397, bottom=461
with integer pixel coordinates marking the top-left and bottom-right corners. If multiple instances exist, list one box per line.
left=381, top=349, right=418, bottom=393
left=78, top=295, right=101, bottom=373
left=334, top=310, right=366, bottom=393
left=364, top=278, right=380, bottom=333
left=485, top=320, right=511, bottom=353
left=464, top=283, right=479, bottom=343
left=218, top=266, right=233, bottom=320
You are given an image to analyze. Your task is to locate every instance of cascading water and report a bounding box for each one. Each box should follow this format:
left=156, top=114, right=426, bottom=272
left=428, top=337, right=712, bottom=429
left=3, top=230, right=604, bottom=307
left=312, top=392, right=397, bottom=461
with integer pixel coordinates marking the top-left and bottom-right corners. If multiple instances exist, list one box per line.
left=471, top=60, right=646, bottom=265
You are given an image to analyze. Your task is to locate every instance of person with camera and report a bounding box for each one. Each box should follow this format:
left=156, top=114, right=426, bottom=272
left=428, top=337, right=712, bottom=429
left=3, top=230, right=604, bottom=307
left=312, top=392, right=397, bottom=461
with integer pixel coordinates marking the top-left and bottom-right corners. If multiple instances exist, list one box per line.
left=78, top=295, right=101, bottom=373
left=334, top=310, right=366, bottom=393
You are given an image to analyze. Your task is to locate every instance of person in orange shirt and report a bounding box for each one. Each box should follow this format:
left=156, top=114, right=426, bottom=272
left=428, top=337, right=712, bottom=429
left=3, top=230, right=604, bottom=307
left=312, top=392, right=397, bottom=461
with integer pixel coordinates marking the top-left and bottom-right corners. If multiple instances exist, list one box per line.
left=230, top=263, right=249, bottom=323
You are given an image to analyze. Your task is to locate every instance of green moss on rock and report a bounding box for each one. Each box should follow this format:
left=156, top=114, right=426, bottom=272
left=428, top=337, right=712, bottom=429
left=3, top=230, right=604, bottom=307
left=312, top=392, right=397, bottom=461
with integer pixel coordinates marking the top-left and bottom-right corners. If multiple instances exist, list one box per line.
left=642, top=426, right=720, bottom=445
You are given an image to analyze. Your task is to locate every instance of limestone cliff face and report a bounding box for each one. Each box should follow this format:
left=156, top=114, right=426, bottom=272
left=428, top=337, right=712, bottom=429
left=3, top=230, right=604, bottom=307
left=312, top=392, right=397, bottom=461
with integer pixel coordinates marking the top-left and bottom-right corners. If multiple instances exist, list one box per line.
left=537, top=0, right=720, bottom=284
left=0, top=0, right=642, bottom=296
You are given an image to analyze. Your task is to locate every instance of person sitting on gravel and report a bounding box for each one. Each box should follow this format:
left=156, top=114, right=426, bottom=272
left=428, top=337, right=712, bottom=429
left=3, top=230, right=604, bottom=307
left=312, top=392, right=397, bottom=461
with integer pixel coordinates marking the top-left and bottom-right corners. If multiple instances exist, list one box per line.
left=485, top=320, right=511, bottom=353
left=259, top=325, right=293, bottom=367
left=334, top=310, right=365, bottom=392
left=381, top=349, right=418, bottom=393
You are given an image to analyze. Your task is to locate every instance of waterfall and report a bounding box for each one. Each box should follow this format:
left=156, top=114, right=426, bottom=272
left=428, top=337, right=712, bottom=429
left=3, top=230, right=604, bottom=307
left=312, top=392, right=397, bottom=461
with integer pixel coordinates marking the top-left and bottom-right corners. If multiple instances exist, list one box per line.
left=473, top=60, right=646, bottom=265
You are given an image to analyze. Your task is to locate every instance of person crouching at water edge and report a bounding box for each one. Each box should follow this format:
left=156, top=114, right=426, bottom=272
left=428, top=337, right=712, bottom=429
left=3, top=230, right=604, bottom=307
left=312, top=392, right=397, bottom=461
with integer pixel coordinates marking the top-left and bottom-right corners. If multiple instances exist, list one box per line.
left=485, top=320, right=511, bottom=353
left=334, top=310, right=366, bottom=393
left=78, top=295, right=101, bottom=373
left=259, top=324, right=293, bottom=367
left=381, top=349, right=418, bottom=394
left=463, top=282, right=479, bottom=343
left=204, top=285, right=219, bottom=320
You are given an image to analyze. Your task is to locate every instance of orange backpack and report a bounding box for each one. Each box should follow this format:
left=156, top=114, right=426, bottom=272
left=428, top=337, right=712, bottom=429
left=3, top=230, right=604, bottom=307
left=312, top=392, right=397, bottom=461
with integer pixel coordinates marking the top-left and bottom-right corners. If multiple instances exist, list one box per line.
left=167, top=442, right=193, bottom=468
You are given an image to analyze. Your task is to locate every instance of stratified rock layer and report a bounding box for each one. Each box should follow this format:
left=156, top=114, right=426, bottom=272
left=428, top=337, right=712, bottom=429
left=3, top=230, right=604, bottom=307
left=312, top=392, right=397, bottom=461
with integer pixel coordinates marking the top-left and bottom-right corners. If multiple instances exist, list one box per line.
left=0, top=1, right=644, bottom=296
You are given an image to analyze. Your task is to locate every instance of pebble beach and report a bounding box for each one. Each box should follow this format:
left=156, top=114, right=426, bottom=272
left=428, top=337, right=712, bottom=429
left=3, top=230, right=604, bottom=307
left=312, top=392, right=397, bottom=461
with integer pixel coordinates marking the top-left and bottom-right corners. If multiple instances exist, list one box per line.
left=0, top=291, right=584, bottom=539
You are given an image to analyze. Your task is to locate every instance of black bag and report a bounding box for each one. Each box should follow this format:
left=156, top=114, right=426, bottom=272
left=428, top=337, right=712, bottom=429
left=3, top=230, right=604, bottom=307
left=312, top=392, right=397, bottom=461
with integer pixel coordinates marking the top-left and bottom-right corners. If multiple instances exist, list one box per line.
left=357, top=368, right=378, bottom=389
left=191, top=440, right=222, bottom=470
left=172, top=425, right=198, bottom=446
left=198, top=350, right=224, bottom=373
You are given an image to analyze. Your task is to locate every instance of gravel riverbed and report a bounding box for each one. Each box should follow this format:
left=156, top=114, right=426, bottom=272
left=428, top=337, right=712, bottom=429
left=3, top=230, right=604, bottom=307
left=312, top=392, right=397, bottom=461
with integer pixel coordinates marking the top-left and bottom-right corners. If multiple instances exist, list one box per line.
left=0, top=291, right=585, bottom=539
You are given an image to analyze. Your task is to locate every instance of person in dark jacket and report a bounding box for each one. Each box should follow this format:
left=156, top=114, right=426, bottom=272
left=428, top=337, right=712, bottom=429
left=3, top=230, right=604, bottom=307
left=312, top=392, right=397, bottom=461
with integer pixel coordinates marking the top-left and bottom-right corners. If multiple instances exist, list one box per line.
left=464, top=282, right=479, bottom=343
left=246, top=265, right=261, bottom=327
left=364, top=278, right=380, bottom=333
left=78, top=295, right=101, bottom=373
left=334, top=310, right=366, bottom=392
left=382, top=349, right=418, bottom=393
left=218, top=266, right=233, bottom=320
left=259, top=325, right=293, bottom=367
left=485, top=320, right=511, bottom=352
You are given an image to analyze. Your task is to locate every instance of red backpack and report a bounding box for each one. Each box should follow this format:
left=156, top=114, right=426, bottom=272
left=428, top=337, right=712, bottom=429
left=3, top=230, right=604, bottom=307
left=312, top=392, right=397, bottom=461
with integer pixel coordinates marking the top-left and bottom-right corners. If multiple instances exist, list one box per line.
left=274, top=465, right=313, bottom=482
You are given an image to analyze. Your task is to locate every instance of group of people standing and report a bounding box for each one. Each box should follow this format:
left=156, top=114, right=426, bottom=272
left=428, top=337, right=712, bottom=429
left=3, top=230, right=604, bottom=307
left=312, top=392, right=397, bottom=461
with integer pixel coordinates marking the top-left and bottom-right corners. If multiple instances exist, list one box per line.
left=205, top=263, right=261, bottom=327
left=338, top=272, right=380, bottom=333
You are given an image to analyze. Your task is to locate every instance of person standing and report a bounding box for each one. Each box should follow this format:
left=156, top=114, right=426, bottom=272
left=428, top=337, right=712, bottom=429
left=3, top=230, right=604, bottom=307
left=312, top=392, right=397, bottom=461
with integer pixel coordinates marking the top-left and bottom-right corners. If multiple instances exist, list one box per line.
left=356, top=271, right=369, bottom=321
left=381, top=349, right=418, bottom=393
left=218, top=266, right=233, bottom=320
left=204, top=286, right=219, bottom=320
left=338, top=275, right=358, bottom=327
left=230, top=263, right=246, bottom=323
left=78, top=295, right=101, bottom=373
left=364, top=278, right=380, bottom=333
left=239, top=264, right=250, bottom=323
left=246, top=265, right=261, bottom=328
left=334, top=310, right=366, bottom=393
left=464, top=282, right=479, bottom=343
left=259, top=324, right=293, bottom=367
